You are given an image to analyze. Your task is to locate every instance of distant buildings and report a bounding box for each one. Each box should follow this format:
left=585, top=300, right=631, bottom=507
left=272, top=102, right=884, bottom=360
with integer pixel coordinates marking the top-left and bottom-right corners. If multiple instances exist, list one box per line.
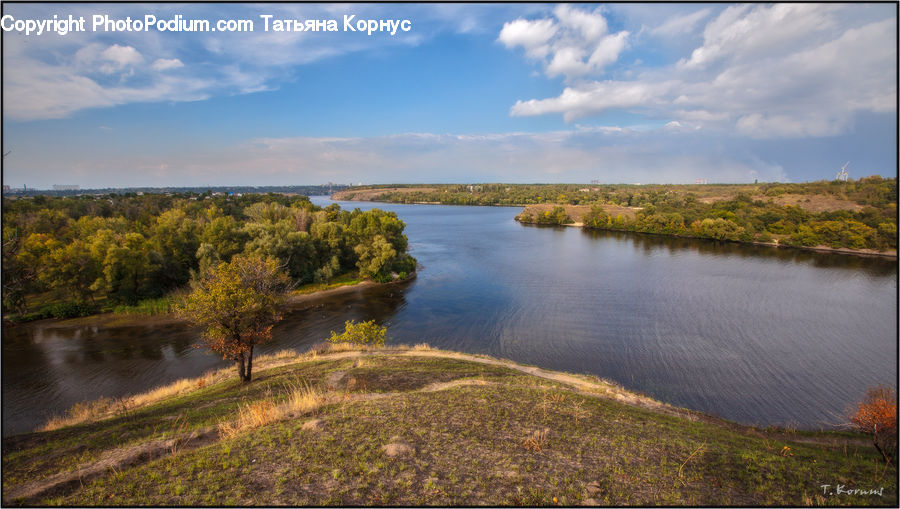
left=52, top=185, right=80, bottom=191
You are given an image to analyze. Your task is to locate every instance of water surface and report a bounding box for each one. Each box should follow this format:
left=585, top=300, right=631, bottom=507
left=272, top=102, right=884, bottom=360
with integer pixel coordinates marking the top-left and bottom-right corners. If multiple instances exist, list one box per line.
left=2, top=198, right=896, bottom=434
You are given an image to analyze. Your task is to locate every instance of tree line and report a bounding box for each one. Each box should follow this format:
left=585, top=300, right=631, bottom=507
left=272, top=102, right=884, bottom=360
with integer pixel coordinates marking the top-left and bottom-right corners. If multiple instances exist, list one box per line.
left=358, top=178, right=897, bottom=210
left=2, top=193, right=415, bottom=319
left=353, top=179, right=896, bottom=252
left=575, top=192, right=897, bottom=250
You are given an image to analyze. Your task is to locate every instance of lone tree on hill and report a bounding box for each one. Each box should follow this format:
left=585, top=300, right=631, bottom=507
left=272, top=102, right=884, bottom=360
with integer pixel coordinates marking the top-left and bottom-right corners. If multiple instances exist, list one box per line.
left=179, top=255, right=290, bottom=383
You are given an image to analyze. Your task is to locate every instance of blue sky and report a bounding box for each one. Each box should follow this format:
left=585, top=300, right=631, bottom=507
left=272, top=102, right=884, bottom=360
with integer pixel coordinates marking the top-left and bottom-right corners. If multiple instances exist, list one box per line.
left=2, top=3, right=896, bottom=188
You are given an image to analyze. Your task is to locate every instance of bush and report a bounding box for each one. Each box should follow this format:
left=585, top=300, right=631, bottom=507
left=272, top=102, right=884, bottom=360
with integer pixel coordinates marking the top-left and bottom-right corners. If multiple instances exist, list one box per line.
left=327, top=319, right=387, bottom=347
left=391, top=253, right=417, bottom=275
left=849, top=385, right=898, bottom=463
left=47, top=301, right=98, bottom=319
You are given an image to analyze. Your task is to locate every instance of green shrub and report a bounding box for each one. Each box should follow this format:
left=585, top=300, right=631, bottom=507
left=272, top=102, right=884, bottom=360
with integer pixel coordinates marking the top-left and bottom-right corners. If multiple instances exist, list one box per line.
left=327, top=320, right=387, bottom=347
left=47, top=301, right=98, bottom=319
left=393, top=253, right=417, bottom=273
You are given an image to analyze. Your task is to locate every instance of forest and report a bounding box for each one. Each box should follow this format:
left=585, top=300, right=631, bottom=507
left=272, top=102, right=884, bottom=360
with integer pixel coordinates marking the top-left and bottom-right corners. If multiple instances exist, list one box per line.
left=1, top=193, right=415, bottom=320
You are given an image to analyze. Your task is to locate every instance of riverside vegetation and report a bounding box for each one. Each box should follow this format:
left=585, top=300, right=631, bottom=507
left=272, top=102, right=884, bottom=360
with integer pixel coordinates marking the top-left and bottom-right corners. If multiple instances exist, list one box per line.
left=2, top=341, right=896, bottom=506
left=333, top=179, right=897, bottom=253
left=1, top=192, right=416, bottom=321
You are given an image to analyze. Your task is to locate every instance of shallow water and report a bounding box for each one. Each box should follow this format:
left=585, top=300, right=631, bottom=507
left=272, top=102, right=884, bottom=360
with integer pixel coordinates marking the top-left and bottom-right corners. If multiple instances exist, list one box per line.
left=2, top=198, right=896, bottom=434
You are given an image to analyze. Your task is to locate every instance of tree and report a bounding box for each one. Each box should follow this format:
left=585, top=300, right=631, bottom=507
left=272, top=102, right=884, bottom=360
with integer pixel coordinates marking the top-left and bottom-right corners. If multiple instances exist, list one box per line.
left=849, top=385, right=898, bottom=464
left=178, top=255, right=290, bottom=383
left=583, top=206, right=609, bottom=229
left=354, top=234, right=396, bottom=281
left=92, top=232, right=155, bottom=304
left=41, top=239, right=100, bottom=303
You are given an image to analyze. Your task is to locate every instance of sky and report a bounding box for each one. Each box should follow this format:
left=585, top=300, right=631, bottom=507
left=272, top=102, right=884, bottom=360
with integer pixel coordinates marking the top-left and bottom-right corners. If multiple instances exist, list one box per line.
left=1, top=3, right=897, bottom=188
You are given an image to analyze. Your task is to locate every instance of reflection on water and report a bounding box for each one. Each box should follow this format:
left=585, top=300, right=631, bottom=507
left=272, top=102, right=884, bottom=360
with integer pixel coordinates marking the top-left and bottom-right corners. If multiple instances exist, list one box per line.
left=2, top=199, right=896, bottom=435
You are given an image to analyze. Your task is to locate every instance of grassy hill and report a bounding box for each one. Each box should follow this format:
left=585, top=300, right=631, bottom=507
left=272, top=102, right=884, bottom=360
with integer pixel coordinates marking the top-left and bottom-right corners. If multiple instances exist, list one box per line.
left=3, top=345, right=896, bottom=506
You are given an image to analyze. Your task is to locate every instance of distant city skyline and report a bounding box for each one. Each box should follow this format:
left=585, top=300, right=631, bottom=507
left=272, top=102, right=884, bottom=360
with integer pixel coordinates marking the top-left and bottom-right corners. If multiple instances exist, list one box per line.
left=2, top=3, right=896, bottom=188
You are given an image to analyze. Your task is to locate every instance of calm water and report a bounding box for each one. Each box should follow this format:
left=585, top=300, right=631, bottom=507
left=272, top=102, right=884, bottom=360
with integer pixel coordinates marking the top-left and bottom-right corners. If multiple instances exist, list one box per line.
left=2, top=198, right=896, bottom=434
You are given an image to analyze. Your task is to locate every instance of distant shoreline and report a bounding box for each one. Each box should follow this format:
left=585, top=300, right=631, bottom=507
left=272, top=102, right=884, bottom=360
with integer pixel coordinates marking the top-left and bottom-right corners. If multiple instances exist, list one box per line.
left=330, top=191, right=898, bottom=260
left=518, top=218, right=899, bottom=260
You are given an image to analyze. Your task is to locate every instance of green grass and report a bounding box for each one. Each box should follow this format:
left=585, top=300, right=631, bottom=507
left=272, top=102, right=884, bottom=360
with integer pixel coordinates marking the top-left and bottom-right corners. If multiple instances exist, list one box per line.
left=3, top=348, right=896, bottom=506
left=292, top=272, right=363, bottom=296
left=110, top=296, right=175, bottom=315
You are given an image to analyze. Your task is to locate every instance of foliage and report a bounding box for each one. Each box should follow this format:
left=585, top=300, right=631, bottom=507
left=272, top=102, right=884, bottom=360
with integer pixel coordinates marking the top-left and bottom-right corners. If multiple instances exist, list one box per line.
left=327, top=319, right=387, bottom=347
left=47, top=301, right=99, bottom=319
left=2, top=192, right=415, bottom=318
left=849, top=385, right=898, bottom=463
left=354, top=235, right=397, bottom=282
left=178, top=255, right=291, bottom=382
left=516, top=206, right=573, bottom=226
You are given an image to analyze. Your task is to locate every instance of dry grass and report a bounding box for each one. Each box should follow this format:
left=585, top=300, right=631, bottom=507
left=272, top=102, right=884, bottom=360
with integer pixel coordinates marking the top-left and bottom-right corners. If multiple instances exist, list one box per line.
left=218, top=401, right=279, bottom=439
left=40, top=397, right=119, bottom=432
left=281, top=382, right=326, bottom=416
left=41, top=349, right=311, bottom=432
left=523, top=428, right=550, bottom=452
left=218, top=383, right=326, bottom=439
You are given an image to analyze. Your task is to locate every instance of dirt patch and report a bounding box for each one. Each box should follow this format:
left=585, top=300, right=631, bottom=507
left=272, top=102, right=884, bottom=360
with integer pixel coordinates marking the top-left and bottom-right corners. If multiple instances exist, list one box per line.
left=753, top=194, right=864, bottom=212
left=331, top=187, right=438, bottom=201
left=301, top=419, right=324, bottom=431
left=697, top=196, right=730, bottom=204
left=382, top=438, right=415, bottom=458
left=325, top=371, right=346, bottom=390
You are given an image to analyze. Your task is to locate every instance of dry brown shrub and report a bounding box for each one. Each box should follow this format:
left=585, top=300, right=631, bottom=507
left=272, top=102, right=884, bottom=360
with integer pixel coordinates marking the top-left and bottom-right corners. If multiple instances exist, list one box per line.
left=849, top=385, right=898, bottom=463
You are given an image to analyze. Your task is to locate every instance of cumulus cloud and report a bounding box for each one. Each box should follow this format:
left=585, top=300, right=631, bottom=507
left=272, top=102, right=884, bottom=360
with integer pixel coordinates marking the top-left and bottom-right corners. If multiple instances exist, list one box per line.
left=505, top=4, right=897, bottom=138
left=511, top=80, right=675, bottom=122
left=498, top=18, right=558, bottom=58
left=99, top=45, right=143, bottom=70
left=498, top=5, right=629, bottom=80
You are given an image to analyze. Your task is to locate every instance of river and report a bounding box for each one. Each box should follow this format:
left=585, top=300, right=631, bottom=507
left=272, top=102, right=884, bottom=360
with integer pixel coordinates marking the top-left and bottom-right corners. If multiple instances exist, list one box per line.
left=2, top=197, right=896, bottom=435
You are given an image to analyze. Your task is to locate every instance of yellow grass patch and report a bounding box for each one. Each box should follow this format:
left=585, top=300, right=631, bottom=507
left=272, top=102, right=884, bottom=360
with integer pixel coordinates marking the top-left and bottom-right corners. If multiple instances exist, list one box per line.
left=218, top=384, right=327, bottom=439
left=40, top=349, right=317, bottom=432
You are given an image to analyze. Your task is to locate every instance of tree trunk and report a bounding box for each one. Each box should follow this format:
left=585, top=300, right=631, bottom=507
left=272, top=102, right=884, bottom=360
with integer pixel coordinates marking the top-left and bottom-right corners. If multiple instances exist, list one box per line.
left=245, top=345, right=254, bottom=383
left=236, top=352, right=246, bottom=382
left=873, top=435, right=890, bottom=464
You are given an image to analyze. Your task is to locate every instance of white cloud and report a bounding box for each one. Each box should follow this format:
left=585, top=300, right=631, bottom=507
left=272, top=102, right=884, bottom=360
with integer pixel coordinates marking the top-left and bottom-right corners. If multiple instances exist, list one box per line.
left=498, top=18, right=558, bottom=59
left=100, top=44, right=143, bottom=70
left=498, top=5, right=629, bottom=81
left=152, top=58, right=184, bottom=71
left=651, top=8, right=712, bottom=37
left=511, top=80, right=675, bottom=122
left=505, top=4, right=896, bottom=138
